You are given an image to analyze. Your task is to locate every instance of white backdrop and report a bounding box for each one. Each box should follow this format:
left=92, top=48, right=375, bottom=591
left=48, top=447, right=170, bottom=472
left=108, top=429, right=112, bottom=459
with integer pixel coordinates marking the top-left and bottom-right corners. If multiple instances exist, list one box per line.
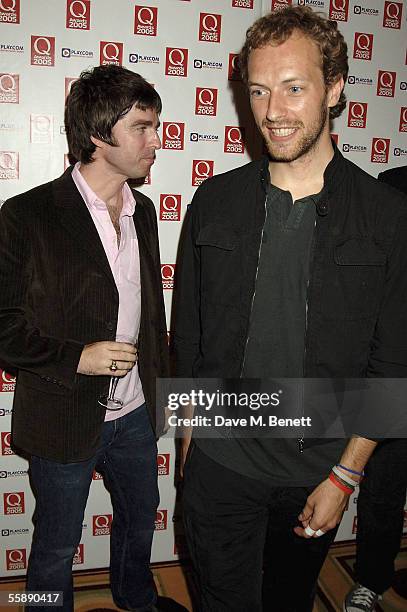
left=0, top=0, right=406, bottom=578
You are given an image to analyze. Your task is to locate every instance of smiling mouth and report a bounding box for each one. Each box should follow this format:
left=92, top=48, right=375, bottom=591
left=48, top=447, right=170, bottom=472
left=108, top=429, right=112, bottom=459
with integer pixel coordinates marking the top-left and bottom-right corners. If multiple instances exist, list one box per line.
left=267, top=127, right=298, bottom=137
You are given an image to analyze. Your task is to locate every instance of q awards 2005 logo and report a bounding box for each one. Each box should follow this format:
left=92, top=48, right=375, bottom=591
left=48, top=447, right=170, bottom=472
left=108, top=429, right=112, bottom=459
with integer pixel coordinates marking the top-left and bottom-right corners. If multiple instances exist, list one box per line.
left=160, top=195, right=181, bottom=222
left=6, top=549, right=26, bottom=571
left=353, top=33, right=373, bottom=61
left=3, top=492, right=25, bottom=515
left=199, top=13, right=222, bottom=43
left=157, top=453, right=170, bottom=476
left=162, top=122, right=184, bottom=150
left=31, top=35, right=55, bottom=66
left=232, top=0, right=254, bottom=7
left=371, top=138, right=390, bottom=163
left=1, top=369, right=16, bottom=392
left=400, top=107, right=407, bottom=132
left=228, top=54, right=241, bottom=81
left=73, top=544, right=84, bottom=565
left=165, top=48, right=188, bottom=77
left=224, top=126, right=245, bottom=154
left=383, top=2, right=402, bottom=29
left=192, top=159, right=214, bottom=186
left=329, top=0, right=349, bottom=21
left=377, top=70, right=396, bottom=97
left=195, top=88, right=218, bottom=116
left=134, top=6, right=157, bottom=36
left=30, top=114, right=53, bottom=144
left=0, top=73, right=19, bottom=103
left=0, top=152, right=18, bottom=180
left=100, top=41, right=123, bottom=66
left=0, top=0, right=20, bottom=23
left=161, top=265, right=175, bottom=290
left=347, top=102, right=368, bottom=128
left=92, top=514, right=112, bottom=536
left=155, top=509, right=168, bottom=531
left=66, top=0, right=90, bottom=30
left=1, top=432, right=13, bottom=456
left=271, top=0, right=292, bottom=11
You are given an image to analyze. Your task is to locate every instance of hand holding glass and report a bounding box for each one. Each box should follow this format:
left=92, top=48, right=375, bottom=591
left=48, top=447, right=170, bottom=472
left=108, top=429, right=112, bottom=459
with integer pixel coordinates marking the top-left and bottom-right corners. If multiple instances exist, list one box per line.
left=99, top=334, right=138, bottom=410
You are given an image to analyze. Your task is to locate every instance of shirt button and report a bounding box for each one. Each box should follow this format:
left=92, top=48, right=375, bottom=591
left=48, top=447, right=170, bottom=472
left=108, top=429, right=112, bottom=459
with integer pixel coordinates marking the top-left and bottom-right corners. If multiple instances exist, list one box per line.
left=106, top=322, right=114, bottom=331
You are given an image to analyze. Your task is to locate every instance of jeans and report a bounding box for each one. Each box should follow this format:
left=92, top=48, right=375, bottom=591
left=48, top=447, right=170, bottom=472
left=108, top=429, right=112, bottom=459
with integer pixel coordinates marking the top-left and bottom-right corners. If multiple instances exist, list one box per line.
left=183, top=444, right=337, bottom=612
left=26, top=404, right=159, bottom=612
left=356, top=439, right=407, bottom=594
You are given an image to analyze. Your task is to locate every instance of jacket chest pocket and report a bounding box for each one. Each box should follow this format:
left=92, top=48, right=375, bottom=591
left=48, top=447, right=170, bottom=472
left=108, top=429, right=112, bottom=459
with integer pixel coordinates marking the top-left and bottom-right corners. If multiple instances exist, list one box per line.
left=321, top=238, right=386, bottom=321
left=196, top=223, right=240, bottom=306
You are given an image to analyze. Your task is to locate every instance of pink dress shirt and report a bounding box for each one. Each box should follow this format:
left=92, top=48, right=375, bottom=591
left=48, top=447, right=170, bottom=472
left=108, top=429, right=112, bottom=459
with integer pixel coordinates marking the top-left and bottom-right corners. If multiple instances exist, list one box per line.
left=72, top=163, right=145, bottom=421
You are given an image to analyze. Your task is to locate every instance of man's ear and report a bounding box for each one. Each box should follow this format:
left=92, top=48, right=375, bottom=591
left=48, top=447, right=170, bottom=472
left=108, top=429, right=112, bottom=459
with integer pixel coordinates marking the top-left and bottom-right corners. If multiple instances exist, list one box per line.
left=90, top=135, right=103, bottom=149
left=327, top=76, right=344, bottom=109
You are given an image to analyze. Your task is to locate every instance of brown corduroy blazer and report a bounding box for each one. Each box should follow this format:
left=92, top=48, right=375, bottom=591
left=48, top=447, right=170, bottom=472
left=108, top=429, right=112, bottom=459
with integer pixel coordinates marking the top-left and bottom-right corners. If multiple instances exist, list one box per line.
left=0, top=167, right=169, bottom=462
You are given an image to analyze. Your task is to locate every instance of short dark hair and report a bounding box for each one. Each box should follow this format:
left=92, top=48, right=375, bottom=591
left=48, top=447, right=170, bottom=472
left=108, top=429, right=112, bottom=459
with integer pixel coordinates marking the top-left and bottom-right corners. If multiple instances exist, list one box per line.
left=65, top=65, right=162, bottom=164
left=239, top=6, right=348, bottom=119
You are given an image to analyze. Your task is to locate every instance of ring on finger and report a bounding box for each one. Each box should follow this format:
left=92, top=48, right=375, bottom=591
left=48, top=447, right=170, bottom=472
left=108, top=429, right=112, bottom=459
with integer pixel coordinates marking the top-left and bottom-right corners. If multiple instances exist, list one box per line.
left=304, top=525, right=316, bottom=537
left=110, top=360, right=118, bottom=372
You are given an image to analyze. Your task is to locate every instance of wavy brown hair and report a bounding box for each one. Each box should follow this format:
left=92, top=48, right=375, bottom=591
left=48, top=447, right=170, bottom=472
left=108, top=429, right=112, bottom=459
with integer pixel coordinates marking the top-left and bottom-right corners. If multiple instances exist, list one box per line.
left=239, top=6, right=348, bottom=119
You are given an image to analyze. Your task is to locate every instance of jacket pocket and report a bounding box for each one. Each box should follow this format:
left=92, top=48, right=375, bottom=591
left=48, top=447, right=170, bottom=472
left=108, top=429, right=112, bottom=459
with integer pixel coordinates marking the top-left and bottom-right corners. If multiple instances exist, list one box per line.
left=196, top=224, right=240, bottom=307
left=196, top=223, right=237, bottom=250
left=322, top=238, right=386, bottom=320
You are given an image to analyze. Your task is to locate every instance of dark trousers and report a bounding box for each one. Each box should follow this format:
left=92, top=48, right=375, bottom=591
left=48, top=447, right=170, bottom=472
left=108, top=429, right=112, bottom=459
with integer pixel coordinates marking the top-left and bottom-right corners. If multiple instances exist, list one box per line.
left=356, top=439, right=407, bottom=594
left=26, top=404, right=159, bottom=612
left=183, top=444, right=337, bottom=612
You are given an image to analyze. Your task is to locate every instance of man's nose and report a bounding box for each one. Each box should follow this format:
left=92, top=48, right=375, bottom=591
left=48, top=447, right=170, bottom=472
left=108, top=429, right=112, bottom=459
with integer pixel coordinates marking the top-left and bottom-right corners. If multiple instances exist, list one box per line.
left=151, top=130, right=161, bottom=150
left=266, top=92, right=286, bottom=122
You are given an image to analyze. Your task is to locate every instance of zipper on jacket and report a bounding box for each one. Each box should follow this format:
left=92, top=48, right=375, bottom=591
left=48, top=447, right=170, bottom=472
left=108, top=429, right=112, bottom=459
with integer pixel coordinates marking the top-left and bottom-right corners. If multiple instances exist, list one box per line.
left=298, top=218, right=317, bottom=453
left=240, top=193, right=268, bottom=377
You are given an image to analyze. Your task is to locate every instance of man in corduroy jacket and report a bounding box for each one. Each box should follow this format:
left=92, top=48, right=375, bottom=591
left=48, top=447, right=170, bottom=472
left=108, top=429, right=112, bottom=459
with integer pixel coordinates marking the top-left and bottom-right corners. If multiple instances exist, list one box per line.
left=0, top=66, right=168, bottom=612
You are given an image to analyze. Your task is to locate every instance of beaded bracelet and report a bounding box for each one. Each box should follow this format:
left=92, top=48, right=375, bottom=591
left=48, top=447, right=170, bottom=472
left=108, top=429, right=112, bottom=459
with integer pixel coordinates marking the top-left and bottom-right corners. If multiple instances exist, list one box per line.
left=336, top=463, right=364, bottom=477
left=329, top=472, right=354, bottom=495
left=332, top=465, right=361, bottom=487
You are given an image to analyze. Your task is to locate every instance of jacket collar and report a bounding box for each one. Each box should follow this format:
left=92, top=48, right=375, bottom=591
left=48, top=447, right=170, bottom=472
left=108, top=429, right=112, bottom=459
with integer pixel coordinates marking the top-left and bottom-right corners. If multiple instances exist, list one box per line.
left=259, top=140, right=345, bottom=215
left=52, top=166, right=117, bottom=291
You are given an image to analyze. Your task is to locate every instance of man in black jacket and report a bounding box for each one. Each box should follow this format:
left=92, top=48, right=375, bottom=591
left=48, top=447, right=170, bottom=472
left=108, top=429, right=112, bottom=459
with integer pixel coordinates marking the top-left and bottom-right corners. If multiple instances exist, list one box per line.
left=174, top=7, right=407, bottom=612
left=344, top=166, right=407, bottom=612
left=0, top=66, right=168, bottom=612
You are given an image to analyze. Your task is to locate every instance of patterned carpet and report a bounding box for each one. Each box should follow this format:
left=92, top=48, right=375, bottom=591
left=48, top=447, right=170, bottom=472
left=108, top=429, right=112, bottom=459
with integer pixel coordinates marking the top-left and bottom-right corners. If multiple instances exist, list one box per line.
left=0, top=538, right=406, bottom=611
left=315, top=537, right=407, bottom=612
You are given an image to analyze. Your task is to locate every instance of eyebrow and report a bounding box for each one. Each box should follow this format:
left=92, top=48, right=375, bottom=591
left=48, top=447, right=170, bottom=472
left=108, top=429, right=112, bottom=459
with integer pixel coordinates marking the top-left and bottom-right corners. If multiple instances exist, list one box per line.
left=248, top=77, right=307, bottom=87
left=131, top=120, right=161, bottom=128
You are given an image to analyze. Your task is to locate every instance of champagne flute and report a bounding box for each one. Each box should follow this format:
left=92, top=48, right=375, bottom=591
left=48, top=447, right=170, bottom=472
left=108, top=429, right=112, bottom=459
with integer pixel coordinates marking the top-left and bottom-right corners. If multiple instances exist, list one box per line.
left=98, top=334, right=138, bottom=411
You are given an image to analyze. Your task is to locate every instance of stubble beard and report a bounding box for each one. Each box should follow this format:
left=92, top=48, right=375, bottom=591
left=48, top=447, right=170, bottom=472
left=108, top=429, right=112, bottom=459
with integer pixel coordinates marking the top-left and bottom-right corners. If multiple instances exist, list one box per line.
left=263, top=99, right=328, bottom=163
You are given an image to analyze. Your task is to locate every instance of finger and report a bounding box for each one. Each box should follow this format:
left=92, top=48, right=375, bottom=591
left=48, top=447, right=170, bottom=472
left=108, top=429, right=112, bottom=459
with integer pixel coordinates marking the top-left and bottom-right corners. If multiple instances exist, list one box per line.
left=114, top=342, right=137, bottom=354
left=108, top=360, right=134, bottom=372
left=110, top=368, right=131, bottom=377
left=314, top=529, right=326, bottom=537
left=293, top=525, right=309, bottom=538
left=110, top=350, right=137, bottom=363
left=298, top=501, right=313, bottom=522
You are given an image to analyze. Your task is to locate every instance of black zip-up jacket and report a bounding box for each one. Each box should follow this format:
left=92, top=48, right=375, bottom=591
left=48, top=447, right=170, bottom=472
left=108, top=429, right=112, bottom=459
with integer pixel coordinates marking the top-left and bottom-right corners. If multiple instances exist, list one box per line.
left=174, top=148, right=407, bottom=443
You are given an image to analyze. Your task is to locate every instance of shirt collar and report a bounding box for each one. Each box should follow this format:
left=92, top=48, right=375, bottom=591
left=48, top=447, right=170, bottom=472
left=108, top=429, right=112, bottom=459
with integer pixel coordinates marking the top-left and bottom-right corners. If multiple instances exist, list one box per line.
left=72, top=162, right=136, bottom=217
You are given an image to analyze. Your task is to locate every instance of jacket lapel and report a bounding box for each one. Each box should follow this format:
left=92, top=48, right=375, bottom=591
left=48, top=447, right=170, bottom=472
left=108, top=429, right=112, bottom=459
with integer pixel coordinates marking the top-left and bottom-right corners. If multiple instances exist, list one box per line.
left=52, top=167, right=117, bottom=292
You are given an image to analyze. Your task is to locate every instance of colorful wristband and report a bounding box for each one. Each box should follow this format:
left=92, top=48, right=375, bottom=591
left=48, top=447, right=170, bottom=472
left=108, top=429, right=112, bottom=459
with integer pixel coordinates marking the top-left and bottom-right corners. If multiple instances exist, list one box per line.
left=332, top=465, right=361, bottom=487
left=329, top=472, right=354, bottom=495
left=336, top=463, right=364, bottom=477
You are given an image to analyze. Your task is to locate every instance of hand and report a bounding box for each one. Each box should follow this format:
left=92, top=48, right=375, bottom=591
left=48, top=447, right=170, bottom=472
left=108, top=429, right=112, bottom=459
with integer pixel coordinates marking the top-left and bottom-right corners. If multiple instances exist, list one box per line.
left=294, top=477, right=348, bottom=538
left=77, top=341, right=137, bottom=376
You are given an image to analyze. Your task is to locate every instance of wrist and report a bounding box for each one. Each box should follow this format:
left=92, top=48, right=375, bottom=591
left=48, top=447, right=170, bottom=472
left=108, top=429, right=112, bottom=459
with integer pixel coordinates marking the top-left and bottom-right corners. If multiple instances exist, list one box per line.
left=328, top=472, right=354, bottom=495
